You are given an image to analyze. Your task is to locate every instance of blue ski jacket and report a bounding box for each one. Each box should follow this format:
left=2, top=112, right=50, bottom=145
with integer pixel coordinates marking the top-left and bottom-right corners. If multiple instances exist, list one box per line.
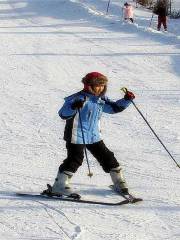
left=58, top=91, right=132, bottom=144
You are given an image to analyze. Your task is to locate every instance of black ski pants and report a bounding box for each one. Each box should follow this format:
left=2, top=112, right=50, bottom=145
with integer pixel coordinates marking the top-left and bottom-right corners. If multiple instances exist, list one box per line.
left=59, top=140, right=120, bottom=173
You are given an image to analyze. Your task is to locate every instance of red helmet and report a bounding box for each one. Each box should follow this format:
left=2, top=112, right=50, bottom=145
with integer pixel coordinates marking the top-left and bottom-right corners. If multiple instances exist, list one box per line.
left=82, top=72, right=108, bottom=86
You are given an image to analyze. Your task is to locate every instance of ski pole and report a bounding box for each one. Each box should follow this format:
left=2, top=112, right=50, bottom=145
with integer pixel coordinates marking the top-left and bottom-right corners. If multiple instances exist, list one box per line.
left=78, top=109, right=93, bottom=177
left=106, top=0, right=111, bottom=14
left=122, top=7, right=124, bottom=22
left=121, top=87, right=180, bottom=169
left=149, top=13, right=154, bottom=27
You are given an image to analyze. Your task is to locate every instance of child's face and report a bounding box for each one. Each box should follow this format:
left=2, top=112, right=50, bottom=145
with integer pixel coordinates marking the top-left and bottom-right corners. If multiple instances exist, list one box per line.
left=90, top=84, right=105, bottom=96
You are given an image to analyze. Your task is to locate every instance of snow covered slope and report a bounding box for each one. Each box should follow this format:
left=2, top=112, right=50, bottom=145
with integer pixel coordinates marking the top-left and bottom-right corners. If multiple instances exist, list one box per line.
left=173, top=0, right=180, bottom=10
left=0, top=0, right=180, bottom=239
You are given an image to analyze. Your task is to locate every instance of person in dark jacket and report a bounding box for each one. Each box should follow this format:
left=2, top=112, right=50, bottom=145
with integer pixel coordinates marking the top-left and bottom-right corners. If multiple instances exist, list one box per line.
left=154, top=0, right=168, bottom=31
left=44, top=72, right=135, bottom=196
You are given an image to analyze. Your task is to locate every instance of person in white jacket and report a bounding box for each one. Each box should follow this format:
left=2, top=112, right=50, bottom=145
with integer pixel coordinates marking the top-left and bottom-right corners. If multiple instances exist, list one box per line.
left=123, top=2, right=134, bottom=23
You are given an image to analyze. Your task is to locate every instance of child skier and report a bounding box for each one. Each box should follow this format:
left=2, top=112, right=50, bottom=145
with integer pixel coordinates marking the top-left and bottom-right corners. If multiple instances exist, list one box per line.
left=123, top=2, right=134, bottom=23
left=44, top=72, right=135, bottom=196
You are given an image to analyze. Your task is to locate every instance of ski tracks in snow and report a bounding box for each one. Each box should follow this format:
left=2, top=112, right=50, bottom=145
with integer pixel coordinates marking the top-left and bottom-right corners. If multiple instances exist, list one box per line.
left=0, top=192, right=83, bottom=239
left=37, top=201, right=82, bottom=240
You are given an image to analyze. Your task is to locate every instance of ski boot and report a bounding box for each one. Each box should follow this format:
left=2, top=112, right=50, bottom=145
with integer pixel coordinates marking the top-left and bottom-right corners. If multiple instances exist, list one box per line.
left=110, top=166, right=129, bottom=194
left=42, top=171, right=80, bottom=199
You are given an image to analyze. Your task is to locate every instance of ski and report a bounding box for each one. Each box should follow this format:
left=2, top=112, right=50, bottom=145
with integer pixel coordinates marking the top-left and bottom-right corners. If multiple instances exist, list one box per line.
left=42, top=184, right=81, bottom=200
left=15, top=192, right=131, bottom=206
left=109, top=185, right=143, bottom=203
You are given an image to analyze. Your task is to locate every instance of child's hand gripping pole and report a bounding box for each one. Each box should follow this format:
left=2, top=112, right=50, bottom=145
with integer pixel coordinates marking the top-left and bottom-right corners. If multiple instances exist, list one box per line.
left=121, top=87, right=135, bottom=101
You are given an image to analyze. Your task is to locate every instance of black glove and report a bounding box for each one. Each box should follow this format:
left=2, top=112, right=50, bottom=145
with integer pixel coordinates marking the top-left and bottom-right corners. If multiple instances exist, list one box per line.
left=124, top=91, right=135, bottom=100
left=71, top=99, right=85, bottom=110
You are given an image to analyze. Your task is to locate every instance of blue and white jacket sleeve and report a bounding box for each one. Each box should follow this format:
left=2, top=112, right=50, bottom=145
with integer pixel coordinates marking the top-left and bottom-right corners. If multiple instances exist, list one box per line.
left=102, top=96, right=132, bottom=114
left=58, top=93, right=85, bottom=119
left=58, top=99, right=76, bottom=120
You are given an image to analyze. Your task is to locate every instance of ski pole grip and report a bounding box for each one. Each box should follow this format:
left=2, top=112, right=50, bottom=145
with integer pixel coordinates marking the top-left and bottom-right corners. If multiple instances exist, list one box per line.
left=88, top=172, right=93, bottom=177
left=121, top=87, right=128, bottom=94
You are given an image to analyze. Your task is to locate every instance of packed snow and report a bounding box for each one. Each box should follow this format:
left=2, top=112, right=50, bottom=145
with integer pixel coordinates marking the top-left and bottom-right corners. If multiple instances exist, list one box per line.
left=0, top=0, right=180, bottom=239
left=172, top=0, right=180, bottom=10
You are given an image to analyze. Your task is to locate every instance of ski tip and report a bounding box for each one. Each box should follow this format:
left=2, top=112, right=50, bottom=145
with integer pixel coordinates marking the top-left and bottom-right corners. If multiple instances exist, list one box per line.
left=130, top=198, right=143, bottom=203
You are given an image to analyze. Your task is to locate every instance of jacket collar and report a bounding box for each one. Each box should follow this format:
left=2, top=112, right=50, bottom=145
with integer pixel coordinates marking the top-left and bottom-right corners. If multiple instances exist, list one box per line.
left=81, top=90, right=104, bottom=99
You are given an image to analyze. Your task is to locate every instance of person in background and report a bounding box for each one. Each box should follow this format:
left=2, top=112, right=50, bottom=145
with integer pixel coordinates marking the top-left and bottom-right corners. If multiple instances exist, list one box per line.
left=123, top=2, right=134, bottom=23
left=154, top=0, right=168, bottom=31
